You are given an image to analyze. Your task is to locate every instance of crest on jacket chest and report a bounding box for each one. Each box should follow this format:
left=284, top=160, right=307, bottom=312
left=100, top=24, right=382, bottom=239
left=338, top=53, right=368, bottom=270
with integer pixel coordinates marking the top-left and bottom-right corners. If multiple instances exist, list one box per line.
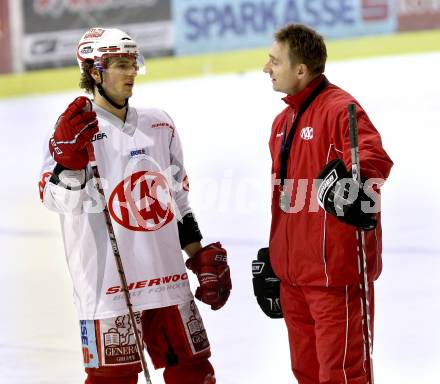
left=300, top=126, right=314, bottom=141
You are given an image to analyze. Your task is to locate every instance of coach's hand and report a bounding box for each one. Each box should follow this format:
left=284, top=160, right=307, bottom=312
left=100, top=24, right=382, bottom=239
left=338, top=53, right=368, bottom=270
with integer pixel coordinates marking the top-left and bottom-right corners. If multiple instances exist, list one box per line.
left=316, top=158, right=377, bottom=230
left=186, top=242, right=231, bottom=310
left=49, top=97, right=98, bottom=170
left=252, top=247, right=283, bottom=319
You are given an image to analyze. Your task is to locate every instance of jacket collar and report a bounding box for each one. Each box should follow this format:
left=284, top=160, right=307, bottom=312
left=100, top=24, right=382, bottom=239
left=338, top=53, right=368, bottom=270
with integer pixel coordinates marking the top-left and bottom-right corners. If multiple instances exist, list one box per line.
left=282, top=74, right=327, bottom=113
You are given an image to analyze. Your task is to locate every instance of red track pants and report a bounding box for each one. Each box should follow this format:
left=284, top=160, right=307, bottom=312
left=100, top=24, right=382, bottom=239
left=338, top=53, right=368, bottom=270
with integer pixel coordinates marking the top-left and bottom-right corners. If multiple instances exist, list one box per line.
left=280, top=283, right=374, bottom=384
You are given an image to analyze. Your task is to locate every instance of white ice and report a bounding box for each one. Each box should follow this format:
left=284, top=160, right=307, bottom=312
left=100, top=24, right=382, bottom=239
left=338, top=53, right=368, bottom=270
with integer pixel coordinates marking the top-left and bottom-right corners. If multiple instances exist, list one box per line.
left=0, top=52, right=439, bottom=383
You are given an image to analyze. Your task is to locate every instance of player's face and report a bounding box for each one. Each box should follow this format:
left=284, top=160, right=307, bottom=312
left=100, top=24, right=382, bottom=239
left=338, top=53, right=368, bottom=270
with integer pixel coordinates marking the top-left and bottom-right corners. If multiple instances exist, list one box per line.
left=263, top=41, right=301, bottom=95
left=102, top=56, right=138, bottom=102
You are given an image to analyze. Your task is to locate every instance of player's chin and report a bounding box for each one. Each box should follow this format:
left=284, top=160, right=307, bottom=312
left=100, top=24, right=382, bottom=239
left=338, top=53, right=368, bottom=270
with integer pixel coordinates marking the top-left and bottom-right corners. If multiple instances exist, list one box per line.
left=123, top=87, right=134, bottom=97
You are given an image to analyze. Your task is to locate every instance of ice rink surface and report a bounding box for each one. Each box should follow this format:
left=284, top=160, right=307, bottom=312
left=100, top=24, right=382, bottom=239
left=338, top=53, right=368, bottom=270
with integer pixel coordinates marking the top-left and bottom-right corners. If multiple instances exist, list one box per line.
left=0, top=52, right=439, bottom=383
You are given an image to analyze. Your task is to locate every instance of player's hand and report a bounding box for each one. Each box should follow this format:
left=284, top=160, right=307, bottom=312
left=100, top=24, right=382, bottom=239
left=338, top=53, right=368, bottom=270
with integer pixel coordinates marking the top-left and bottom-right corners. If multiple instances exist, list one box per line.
left=185, top=242, right=231, bottom=310
left=49, top=97, right=98, bottom=170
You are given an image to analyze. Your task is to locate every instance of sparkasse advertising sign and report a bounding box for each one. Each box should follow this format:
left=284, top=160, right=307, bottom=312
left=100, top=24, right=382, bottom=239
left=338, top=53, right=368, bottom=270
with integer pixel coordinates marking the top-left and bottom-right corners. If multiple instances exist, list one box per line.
left=173, top=0, right=396, bottom=55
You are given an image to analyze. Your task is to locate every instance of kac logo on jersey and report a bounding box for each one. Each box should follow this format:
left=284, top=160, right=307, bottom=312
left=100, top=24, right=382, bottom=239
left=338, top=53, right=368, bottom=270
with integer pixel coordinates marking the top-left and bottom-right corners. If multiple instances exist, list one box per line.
left=300, top=126, right=314, bottom=141
left=109, top=171, right=174, bottom=231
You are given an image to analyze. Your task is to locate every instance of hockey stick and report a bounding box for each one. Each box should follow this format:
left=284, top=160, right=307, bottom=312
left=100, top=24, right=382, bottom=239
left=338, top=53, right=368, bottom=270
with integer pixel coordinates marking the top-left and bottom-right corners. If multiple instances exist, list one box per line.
left=87, top=143, right=153, bottom=384
left=348, top=103, right=374, bottom=384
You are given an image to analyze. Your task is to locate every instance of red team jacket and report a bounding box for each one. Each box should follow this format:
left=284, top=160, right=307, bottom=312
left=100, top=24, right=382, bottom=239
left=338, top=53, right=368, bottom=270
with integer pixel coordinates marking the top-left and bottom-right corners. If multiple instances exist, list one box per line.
left=269, top=75, right=393, bottom=287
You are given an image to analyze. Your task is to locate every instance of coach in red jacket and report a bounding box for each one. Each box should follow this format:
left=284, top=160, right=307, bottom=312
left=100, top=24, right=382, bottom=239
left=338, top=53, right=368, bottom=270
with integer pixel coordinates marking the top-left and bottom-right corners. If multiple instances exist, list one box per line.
left=252, top=24, right=393, bottom=384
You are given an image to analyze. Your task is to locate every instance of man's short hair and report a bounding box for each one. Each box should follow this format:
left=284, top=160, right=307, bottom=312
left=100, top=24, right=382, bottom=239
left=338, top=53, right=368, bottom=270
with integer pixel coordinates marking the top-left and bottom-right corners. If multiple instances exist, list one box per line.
left=275, top=24, right=327, bottom=75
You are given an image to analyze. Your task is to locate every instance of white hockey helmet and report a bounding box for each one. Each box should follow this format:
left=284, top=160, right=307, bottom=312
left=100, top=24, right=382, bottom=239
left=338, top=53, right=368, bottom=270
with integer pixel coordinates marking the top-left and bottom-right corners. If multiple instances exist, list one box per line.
left=76, top=27, right=145, bottom=74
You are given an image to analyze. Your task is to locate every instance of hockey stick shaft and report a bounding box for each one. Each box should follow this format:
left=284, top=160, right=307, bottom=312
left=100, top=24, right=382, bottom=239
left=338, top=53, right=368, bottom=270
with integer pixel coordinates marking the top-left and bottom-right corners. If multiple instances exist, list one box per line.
left=348, top=104, right=374, bottom=384
left=87, top=143, right=152, bottom=384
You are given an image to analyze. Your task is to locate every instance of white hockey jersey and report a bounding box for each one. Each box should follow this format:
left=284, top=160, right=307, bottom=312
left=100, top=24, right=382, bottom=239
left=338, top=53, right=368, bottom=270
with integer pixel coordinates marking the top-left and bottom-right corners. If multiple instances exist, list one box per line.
left=40, top=102, right=195, bottom=320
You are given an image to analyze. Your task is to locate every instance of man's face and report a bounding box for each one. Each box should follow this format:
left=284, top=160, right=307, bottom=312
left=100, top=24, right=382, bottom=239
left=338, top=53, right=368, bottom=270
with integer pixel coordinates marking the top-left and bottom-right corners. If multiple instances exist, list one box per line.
left=263, top=41, right=301, bottom=95
left=101, top=56, right=138, bottom=101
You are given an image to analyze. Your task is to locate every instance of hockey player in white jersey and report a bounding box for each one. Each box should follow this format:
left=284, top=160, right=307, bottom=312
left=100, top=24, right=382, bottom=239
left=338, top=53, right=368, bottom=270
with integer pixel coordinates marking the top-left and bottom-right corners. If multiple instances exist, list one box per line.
left=39, top=27, right=231, bottom=384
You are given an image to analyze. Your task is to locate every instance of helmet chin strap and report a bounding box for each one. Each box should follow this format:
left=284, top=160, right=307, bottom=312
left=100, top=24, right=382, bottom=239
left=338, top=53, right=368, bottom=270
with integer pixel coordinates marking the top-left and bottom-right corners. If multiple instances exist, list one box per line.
left=96, top=71, right=128, bottom=110
left=96, top=83, right=128, bottom=109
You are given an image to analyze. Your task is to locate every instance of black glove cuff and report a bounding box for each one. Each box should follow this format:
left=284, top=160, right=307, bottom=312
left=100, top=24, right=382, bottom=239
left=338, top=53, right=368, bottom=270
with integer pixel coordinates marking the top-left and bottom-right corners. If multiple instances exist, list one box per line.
left=49, top=163, right=87, bottom=190
left=178, top=212, right=203, bottom=249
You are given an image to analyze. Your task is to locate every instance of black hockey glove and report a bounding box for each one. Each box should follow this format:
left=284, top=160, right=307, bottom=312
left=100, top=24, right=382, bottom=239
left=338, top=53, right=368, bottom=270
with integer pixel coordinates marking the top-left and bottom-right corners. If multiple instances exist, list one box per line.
left=252, top=247, right=283, bottom=319
left=316, top=158, right=377, bottom=231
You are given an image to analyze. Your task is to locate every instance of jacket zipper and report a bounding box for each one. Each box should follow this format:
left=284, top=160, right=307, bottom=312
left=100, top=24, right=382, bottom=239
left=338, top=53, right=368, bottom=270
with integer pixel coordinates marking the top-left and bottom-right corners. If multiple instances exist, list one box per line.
left=322, top=211, right=329, bottom=287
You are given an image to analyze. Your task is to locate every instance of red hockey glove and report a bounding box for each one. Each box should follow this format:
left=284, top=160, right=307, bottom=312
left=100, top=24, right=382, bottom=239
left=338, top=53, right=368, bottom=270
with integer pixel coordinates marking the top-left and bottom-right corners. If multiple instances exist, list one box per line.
left=49, top=97, right=98, bottom=170
left=185, top=242, right=231, bottom=310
